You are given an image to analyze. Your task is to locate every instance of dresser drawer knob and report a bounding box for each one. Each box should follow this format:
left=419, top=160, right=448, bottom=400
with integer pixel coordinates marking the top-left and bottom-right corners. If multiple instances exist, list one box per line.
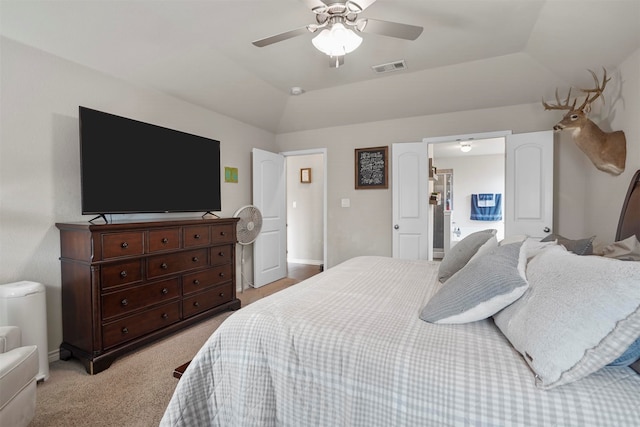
left=161, top=288, right=169, bottom=295
left=161, top=313, right=169, bottom=319
left=161, top=262, right=168, bottom=269
left=219, top=292, right=225, bottom=298
left=193, top=301, right=199, bottom=307
left=121, top=242, right=128, bottom=249
left=218, top=251, right=225, bottom=257
left=120, top=270, right=128, bottom=278
left=121, top=327, right=129, bottom=334
left=161, top=237, right=169, bottom=244
left=192, top=256, right=199, bottom=262
left=219, top=272, right=225, bottom=278
left=193, top=279, right=200, bottom=285
left=194, top=234, right=201, bottom=239
left=121, top=298, right=128, bottom=306
left=220, top=231, right=226, bottom=236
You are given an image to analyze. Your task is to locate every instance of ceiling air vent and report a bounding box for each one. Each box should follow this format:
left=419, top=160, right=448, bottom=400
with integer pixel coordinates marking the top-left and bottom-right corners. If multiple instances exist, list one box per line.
left=371, top=60, right=407, bottom=74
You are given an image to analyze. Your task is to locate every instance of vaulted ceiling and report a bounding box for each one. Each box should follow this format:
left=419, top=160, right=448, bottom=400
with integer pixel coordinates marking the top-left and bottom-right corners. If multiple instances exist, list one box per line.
left=2, top=1, right=639, bottom=134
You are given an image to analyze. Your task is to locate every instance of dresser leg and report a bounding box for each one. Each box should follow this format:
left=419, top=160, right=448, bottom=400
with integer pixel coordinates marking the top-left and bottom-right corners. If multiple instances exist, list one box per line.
left=59, top=343, right=115, bottom=375
left=229, top=298, right=241, bottom=311
left=59, top=346, right=72, bottom=361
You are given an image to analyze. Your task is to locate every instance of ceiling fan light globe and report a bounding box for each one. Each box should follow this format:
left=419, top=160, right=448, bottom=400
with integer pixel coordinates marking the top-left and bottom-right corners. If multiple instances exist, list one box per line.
left=312, top=24, right=362, bottom=57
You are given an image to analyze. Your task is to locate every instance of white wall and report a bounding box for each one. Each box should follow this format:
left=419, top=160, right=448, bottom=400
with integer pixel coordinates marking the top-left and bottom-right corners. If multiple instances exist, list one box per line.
left=286, top=154, right=324, bottom=264
left=276, top=49, right=640, bottom=266
left=0, top=37, right=277, bottom=358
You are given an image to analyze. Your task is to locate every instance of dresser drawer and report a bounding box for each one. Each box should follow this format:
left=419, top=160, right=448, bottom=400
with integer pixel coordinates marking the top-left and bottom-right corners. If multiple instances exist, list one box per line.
left=147, top=248, right=208, bottom=279
left=101, top=260, right=143, bottom=289
left=183, top=265, right=232, bottom=295
left=211, top=224, right=235, bottom=244
left=102, top=232, right=144, bottom=259
left=102, top=278, right=180, bottom=320
left=183, top=283, right=234, bottom=318
left=183, top=225, right=211, bottom=247
left=210, top=244, right=233, bottom=266
left=102, top=301, right=181, bottom=349
left=148, top=228, right=180, bottom=253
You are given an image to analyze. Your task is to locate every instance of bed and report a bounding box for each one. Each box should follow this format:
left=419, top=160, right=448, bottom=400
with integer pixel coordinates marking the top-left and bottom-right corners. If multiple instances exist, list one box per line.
left=161, top=171, right=640, bottom=426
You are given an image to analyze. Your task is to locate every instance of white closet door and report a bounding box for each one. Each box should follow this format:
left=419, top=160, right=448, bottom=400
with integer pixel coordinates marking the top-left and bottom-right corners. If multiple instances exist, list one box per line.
left=392, top=141, right=429, bottom=260
left=252, top=148, right=287, bottom=287
left=505, top=130, right=554, bottom=238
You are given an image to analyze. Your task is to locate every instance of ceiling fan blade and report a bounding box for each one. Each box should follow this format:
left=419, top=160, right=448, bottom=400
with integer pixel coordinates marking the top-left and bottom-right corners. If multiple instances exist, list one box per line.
left=302, top=0, right=329, bottom=13
left=360, top=18, right=423, bottom=40
left=252, top=27, right=311, bottom=47
left=329, top=55, right=345, bottom=68
left=347, top=0, right=377, bottom=13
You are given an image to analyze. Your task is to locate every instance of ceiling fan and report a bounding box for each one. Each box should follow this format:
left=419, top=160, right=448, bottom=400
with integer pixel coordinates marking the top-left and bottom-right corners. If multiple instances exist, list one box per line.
left=252, top=0, right=423, bottom=68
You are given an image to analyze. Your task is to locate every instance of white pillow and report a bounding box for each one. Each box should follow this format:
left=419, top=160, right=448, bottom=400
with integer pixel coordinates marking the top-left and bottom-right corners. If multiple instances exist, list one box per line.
left=600, top=235, right=640, bottom=261
left=494, top=244, right=640, bottom=389
left=420, top=242, right=527, bottom=324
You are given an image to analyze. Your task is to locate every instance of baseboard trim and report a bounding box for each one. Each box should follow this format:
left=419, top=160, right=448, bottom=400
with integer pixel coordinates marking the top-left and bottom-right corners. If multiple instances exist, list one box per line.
left=49, top=349, right=59, bottom=363
left=287, top=258, right=323, bottom=265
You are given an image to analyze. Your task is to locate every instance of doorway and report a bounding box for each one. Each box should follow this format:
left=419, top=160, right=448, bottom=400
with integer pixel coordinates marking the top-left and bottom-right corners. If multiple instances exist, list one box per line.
left=391, top=130, right=553, bottom=261
left=429, top=136, right=506, bottom=259
left=283, top=149, right=327, bottom=272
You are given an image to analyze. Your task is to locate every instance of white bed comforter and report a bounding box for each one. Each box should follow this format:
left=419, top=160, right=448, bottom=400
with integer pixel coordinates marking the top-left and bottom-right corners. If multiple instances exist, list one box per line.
left=161, top=256, right=640, bottom=426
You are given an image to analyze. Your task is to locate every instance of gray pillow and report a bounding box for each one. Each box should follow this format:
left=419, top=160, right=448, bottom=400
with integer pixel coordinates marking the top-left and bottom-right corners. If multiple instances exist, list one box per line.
left=438, top=229, right=497, bottom=282
left=540, top=233, right=595, bottom=255
left=494, top=244, right=640, bottom=389
left=421, top=242, right=527, bottom=324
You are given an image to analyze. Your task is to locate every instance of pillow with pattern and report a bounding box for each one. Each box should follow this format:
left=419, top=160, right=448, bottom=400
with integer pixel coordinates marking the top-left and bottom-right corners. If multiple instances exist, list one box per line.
left=437, top=229, right=497, bottom=283
left=421, top=242, right=527, bottom=324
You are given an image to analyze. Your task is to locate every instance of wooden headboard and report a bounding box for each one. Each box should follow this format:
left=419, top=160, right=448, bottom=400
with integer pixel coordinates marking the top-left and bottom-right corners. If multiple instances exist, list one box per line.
left=616, top=169, right=640, bottom=242
left=616, top=170, right=640, bottom=375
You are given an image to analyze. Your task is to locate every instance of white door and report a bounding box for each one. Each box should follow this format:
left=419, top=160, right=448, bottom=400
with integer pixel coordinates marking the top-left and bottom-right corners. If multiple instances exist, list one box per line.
left=252, top=148, right=287, bottom=287
left=392, top=142, right=429, bottom=259
left=505, top=130, right=554, bottom=238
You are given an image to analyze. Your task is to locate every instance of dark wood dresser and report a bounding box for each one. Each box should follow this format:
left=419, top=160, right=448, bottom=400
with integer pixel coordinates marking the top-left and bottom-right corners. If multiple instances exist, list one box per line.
left=56, top=217, right=240, bottom=374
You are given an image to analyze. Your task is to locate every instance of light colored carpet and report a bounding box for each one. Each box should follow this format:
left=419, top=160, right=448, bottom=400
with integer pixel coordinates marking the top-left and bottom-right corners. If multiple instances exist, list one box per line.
left=30, top=278, right=298, bottom=426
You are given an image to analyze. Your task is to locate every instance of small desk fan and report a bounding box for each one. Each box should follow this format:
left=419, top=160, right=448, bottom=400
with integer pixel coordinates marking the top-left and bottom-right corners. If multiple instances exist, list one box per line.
left=233, top=205, right=263, bottom=292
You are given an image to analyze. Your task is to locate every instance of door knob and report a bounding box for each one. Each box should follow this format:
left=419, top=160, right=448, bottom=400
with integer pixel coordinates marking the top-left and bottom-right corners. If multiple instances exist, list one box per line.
left=394, top=224, right=399, bottom=230
left=543, top=227, right=551, bottom=233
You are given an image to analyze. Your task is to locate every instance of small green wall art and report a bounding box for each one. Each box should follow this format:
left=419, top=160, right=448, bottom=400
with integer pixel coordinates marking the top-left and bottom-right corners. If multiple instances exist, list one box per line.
left=224, top=167, right=238, bottom=183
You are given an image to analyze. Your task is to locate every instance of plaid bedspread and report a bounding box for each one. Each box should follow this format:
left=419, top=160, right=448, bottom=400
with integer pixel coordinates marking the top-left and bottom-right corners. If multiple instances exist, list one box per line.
left=161, top=256, right=640, bottom=426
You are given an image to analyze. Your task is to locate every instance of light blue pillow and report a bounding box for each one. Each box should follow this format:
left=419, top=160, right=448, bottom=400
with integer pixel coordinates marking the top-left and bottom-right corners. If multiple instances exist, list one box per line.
left=608, top=337, right=640, bottom=367
left=437, top=229, right=497, bottom=283
left=421, top=242, right=527, bottom=324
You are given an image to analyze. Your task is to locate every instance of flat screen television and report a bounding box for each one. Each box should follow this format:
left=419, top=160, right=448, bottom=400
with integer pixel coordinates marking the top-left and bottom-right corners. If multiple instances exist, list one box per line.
left=79, top=106, right=222, bottom=216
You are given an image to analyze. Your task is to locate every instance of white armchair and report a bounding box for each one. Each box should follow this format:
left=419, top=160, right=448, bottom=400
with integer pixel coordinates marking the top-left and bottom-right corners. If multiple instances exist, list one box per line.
left=0, top=326, right=38, bottom=427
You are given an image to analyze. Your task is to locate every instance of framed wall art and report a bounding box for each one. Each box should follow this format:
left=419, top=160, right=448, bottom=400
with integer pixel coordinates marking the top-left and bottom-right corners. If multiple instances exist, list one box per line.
left=355, top=146, right=388, bottom=189
left=300, top=168, right=311, bottom=183
left=224, top=167, right=238, bottom=183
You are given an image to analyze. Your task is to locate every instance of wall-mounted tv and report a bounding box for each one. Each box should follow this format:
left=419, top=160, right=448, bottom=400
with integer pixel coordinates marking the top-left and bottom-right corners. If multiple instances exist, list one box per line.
left=79, top=106, right=221, bottom=216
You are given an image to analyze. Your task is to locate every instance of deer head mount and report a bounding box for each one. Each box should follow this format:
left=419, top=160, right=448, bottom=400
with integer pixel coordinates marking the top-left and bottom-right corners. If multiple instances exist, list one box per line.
left=542, top=68, right=626, bottom=176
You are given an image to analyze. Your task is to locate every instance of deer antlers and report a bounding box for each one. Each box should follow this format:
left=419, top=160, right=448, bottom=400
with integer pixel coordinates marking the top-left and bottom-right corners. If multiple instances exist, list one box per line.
left=542, top=68, right=610, bottom=113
